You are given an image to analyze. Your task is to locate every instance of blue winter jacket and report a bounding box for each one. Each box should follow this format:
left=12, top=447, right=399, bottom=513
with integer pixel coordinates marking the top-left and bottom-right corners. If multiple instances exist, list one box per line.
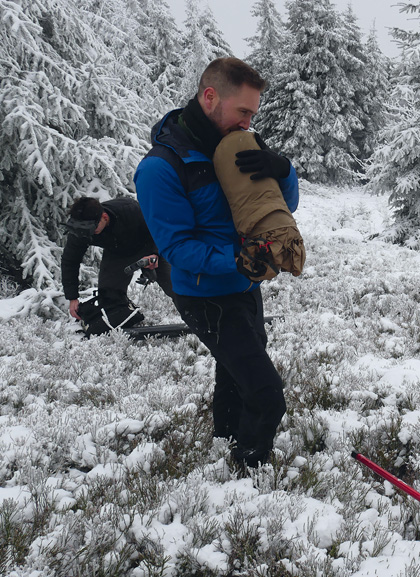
left=134, top=109, right=299, bottom=297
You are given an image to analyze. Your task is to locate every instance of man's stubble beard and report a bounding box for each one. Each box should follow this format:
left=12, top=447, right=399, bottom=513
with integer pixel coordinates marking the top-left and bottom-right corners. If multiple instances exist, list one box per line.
left=208, top=101, right=241, bottom=136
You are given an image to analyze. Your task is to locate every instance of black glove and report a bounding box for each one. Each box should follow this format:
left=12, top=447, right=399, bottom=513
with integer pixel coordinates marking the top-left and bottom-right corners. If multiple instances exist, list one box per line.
left=235, top=135, right=290, bottom=181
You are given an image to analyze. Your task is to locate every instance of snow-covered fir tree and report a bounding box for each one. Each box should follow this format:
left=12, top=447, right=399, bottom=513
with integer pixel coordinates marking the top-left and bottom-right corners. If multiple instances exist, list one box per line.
left=338, top=8, right=391, bottom=166
left=77, top=0, right=181, bottom=121
left=358, top=25, right=392, bottom=161
left=246, top=0, right=291, bottom=144
left=178, top=0, right=232, bottom=102
left=77, top=0, right=149, bottom=81
left=336, top=5, right=372, bottom=171
left=199, top=5, right=232, bottom=61
left=128, top=0, right=185, bottom=111
left=246, top=0, right=285, bottom=78
left=257, top=0, right=377, bottom=184
left=367, top=2, right=420, bottom=248
left=0, top=0, right=152, bottom=292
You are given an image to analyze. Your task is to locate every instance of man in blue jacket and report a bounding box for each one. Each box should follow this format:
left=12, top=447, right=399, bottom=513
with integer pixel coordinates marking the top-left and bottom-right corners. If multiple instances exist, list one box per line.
left=134, top=57, right=299, bottom=468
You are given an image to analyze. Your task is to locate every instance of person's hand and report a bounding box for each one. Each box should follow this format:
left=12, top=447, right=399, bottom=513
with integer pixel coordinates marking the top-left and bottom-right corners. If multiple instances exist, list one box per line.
left=143, top=254, right=159, bottom=269
left=235, top=134, right=290, bottom=181
left=235, top=147, right=290, bottom=181
left=236, top=255, right=267, bottom=279
left=69, top=299, right=81, bottom=320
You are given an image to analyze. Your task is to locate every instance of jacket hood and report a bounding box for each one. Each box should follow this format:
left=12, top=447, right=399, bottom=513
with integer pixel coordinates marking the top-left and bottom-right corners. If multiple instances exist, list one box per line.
left=150, top=109, right=202, bottom=161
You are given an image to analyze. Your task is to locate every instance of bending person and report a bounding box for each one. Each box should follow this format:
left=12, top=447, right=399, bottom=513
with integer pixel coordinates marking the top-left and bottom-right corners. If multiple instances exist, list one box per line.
left=61, top=196, right=173, bottom=321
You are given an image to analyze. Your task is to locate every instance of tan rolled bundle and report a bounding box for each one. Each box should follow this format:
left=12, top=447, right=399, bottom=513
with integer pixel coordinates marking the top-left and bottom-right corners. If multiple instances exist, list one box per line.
left=213, top=130, right=306, bottom=280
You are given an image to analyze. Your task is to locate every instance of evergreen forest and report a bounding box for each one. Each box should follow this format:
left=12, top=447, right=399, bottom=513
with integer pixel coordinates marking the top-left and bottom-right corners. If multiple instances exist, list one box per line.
left=1, top=0, right=419, bottom=305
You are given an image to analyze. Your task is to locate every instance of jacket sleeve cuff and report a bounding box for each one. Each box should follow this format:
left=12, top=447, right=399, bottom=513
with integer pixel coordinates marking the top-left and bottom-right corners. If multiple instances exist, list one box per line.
left=64, top=290, right=79, bottom=301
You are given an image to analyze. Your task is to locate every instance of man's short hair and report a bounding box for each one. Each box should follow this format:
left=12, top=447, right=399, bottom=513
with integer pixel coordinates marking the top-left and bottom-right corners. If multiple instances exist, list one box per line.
left=70, top=197, right=104, bottom=224
left=198, top=57, right=266, bottom=98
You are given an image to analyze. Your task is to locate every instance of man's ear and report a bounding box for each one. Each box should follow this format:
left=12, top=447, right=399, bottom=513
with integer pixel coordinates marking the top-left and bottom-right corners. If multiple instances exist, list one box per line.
left=201, top=87, right=218, bottom=112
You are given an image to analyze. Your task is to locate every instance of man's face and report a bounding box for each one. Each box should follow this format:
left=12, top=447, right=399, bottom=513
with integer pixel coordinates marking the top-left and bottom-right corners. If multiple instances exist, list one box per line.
left=206, top=83, right=261, bottom=136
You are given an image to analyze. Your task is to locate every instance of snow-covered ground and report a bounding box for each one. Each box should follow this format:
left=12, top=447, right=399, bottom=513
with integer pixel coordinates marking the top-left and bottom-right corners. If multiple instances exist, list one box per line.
left=1, top=184, right=420, bottom=576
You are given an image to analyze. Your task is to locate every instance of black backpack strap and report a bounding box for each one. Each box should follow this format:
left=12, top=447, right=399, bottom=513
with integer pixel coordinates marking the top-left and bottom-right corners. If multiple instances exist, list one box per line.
left=145, top=145, right=217, bottom=195
left=145, top=144, right=189, bottom=191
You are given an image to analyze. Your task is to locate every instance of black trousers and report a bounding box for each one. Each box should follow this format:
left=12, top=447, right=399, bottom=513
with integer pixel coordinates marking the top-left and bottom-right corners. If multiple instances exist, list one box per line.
left=174, top=289, right=286, bottom=455
left=98, top=250, right=174, bottom=301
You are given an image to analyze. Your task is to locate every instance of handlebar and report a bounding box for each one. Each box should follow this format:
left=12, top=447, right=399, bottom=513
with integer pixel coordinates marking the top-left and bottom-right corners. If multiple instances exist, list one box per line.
left=124, top=256, right=157, bottom=275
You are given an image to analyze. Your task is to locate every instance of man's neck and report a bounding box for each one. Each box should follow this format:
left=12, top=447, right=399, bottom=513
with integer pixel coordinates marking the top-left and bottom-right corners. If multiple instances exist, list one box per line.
left=179, top=95, right=223, bottom=157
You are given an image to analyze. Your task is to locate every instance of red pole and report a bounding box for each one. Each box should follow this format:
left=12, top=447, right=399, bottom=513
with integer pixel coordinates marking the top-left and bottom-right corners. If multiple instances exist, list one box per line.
left=351, top=452, right=420, bottom=502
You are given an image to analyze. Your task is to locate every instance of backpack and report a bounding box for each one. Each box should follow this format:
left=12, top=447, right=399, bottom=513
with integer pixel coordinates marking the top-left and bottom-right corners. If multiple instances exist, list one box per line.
left=77, top=292, right=144, bottom=337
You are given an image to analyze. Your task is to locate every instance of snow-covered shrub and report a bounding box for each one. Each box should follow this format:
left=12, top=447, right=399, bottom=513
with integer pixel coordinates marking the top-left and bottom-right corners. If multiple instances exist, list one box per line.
left=2, top=188, right=420, bottom=575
